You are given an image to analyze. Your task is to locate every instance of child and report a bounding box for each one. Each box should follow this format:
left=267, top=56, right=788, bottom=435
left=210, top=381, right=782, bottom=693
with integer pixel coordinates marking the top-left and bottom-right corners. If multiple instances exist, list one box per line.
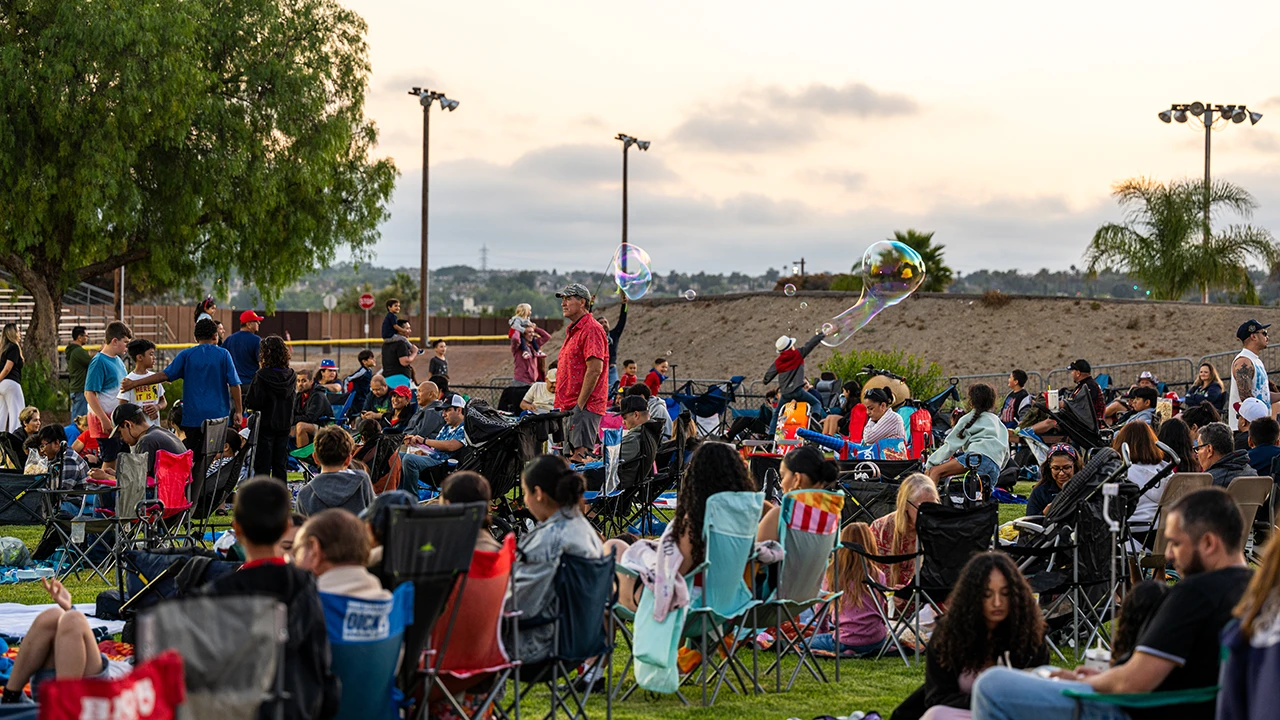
left=345, top=349, right=376, bottom=412
left=764, top=332, right=827, bottom=435
left=644, top=358, right=669, bottom=398
left=812, top=522, right=889, bottom=657
left=205, top=431, right=245, bottom=478
left=118, top=338, right=167, bottom=426
left=205, top=478, right=339, bottom=720
left=617, top=359, right=639, bottom=400
left=360, top=374, right=391, bottom=420
left=508, top=304, right=544, bottom=359
left=245, top=334, right=296, bottom=481
left=429, top=339, right=448, bottom=378
left=380, top=298, right=401, bottom=341
left=297, top=426, right=375, bottom=517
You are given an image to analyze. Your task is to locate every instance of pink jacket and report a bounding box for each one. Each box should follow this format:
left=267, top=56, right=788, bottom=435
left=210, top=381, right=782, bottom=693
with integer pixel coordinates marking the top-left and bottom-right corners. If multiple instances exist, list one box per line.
left=512, top=327, right=551, bottom=384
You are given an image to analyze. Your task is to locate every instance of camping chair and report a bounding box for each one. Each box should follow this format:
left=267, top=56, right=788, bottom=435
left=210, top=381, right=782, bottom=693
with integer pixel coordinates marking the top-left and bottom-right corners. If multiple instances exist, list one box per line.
left=1061, top=686, right=1218, bottom=718
left=429, top=535, right=518, bottom=720
left=96, top=452, right=150, bottom=594
left=839, top=471, right=904, bottom=528
left=321, top=583, right=416, bottom=720
left=37, top=463, right=118, bottom=584
left=839, top=542, right=919, bottom=667
left=672, top=376, right=746, bottom=437
left=188, top=416, right=228, bottom=505
left=370, top=433, right=407, bottom=494
left=1137, top=473, right=1212, bottom=578
left=1227, top=475, right=1272, bottom=535
left=616, top=491, right=766, bottom=707
left=136, top=594, right=289, bottom=720
left=34, top=650, right=187, bottom=720
left=382, top=501, right=485, bottom=703
left=587, top=422, right=662, bottom=537
left=755, top=489, right=845, bottom=691
left=506, top=551, right=618, bottom=720
left=143, top=449, right=196, bottom=549
left=0, top=469, right=47, bottom=525
left=192, top=417, right=257, bottom=541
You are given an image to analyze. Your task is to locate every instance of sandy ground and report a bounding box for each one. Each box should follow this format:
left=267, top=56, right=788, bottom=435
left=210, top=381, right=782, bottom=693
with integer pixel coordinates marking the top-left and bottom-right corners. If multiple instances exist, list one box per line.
left=445, top=292, right=1279, bottom=390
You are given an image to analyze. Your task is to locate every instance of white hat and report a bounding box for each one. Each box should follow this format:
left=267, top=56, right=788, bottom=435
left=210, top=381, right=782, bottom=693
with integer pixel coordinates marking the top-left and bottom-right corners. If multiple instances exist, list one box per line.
left=1238, top=397, right=1271, bottom=423
left=546, top=368, right=557, bottom=382
left=449, top=394, right=467, bottom=409
left=775, top=336, right=795, bottom=353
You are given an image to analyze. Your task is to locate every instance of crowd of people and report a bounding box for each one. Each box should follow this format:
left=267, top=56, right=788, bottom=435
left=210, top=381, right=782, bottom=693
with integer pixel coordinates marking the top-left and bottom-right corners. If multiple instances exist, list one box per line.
left=7, top=289, right=1280, bottom=720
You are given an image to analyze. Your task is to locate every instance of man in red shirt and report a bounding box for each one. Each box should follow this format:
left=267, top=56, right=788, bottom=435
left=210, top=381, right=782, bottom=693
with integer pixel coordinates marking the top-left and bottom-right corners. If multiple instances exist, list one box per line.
left=553, top=283, right=609, bottom=462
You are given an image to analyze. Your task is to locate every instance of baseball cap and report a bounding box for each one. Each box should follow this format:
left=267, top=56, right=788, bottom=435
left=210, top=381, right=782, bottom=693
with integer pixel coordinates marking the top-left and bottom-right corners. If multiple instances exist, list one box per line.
left=320, top=359, right=337, bottom=369
left=448, top=394, right=467, bottom=409
left=108, top=403, right=146, bottom=438
left=775, top=336, right=796, bottom=353
left=391, top=385, right=412, bottom=398
left=555, top=283, right=592, bottom=301
left=1067, top=359, right=1091, bottom=373
left=546, top=368, right=557, bottom=382
left=1138, top=371, right=1156, bottom=381
left=620, top=396, right=648, bottom=415
left=1239, top=397, right=1271, bottom=423
left=239, top=310, right=265, bottom=323
left=1237, top=319, right=1271, bottom=341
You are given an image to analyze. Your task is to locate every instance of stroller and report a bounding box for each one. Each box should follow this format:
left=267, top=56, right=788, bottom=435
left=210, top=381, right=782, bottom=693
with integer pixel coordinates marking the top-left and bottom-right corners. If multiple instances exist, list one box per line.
left=671, top=376, right=746, bottom=437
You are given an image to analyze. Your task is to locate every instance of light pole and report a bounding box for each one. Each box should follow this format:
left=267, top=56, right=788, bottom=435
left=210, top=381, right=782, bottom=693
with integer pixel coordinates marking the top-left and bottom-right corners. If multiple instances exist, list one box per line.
left=615, top=134, right=650, bottom=273
left=1159, top=102, right=1262, bottom=302
left=408, top=87, right=459, bottom=344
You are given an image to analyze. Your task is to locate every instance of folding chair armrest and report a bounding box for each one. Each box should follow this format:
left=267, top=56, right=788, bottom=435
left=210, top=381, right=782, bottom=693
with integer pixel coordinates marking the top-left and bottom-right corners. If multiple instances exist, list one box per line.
left=1013, top=518, right=1046, bottom=533
left=1060, top=686, right=1219, bottom=709
left=839, top=541, right=921, bottom=566
left=614, top=562, right=640, bottom=578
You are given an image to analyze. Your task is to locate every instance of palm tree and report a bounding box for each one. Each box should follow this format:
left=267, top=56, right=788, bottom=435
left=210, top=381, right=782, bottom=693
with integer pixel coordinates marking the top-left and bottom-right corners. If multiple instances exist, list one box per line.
left=890, top=229, right=953, bottom=292
left=1086, top=177, right=1279, bottom=303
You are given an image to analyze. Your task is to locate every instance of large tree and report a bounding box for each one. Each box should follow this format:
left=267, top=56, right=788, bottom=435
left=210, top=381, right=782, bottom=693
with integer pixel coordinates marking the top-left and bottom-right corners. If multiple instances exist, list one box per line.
left=890, top=229, right=953, bottom=292
left=1086, top=178, right=1278, bottom=303
left=0, top=0, right=397, bottom=365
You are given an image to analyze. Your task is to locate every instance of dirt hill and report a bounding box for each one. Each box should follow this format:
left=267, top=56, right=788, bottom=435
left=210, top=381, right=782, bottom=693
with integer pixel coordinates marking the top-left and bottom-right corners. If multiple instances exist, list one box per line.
left=449, top=292, right=1278, bottom=389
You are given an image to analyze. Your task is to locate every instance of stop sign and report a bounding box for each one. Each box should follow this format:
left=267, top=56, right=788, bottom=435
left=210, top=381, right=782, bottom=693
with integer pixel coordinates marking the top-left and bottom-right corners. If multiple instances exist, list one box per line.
left=358, top=293, right=376, bottom=310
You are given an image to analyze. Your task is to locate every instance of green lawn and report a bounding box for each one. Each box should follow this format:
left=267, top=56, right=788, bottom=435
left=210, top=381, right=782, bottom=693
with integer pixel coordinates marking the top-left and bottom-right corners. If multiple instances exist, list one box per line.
left=0, top=481, right=1041, bottom=719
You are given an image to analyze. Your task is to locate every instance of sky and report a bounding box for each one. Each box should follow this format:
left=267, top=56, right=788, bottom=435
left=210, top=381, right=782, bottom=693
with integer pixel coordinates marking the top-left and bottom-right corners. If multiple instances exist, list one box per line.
left=341, top=0, right=1280, bottom=277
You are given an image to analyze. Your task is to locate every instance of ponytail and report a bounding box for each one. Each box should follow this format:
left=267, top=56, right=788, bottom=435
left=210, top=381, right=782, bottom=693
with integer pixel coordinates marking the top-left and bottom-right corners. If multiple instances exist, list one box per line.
left=783, top=445, right=839, bottom=489
left=523, top=454, right=586, bottom=507
left=958, top=383, right=997, bottom=440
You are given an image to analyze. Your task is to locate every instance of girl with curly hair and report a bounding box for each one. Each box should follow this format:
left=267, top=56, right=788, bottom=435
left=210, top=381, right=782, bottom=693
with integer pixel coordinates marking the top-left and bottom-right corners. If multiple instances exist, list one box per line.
left=894, top=552, right=1047, bottom=720
left=245, top=335, right=296, bottom=480
left=606, top=441, right=756, bottom=611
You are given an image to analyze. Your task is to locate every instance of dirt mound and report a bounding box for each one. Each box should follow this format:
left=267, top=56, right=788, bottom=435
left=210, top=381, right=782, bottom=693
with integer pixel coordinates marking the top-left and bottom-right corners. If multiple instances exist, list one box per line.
left=522, top=292, right=1273, bottom=386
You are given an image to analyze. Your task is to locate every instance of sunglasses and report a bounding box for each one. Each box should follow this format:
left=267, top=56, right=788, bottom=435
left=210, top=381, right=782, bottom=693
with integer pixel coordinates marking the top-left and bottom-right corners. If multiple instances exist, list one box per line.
left=1192, top=443, right=1208, bottom=451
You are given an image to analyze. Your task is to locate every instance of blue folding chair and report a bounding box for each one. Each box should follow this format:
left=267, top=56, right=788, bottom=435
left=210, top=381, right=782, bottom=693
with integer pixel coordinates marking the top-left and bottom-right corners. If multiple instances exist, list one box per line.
left=320, top=583, right=415, bottom=720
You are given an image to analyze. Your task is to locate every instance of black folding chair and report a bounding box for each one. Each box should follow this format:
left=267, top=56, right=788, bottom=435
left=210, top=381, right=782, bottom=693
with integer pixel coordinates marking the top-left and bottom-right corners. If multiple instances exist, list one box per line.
left=0, top=469, right=46, bottom=525
left=382, top=501, right=484, bottom=711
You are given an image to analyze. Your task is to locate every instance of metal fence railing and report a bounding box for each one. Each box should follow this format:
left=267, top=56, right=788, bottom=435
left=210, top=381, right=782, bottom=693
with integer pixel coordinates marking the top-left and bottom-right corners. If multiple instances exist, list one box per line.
left=1046, top=357, right=1197, bottom=394
left=951, top=371, right=1046, bottom=397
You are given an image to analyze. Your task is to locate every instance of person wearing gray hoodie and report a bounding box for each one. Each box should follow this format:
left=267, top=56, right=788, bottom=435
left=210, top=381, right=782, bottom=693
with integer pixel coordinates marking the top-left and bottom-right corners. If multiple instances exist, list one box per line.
left=764, top=330, right=827, bottom=434
left=297, top=426, right=375, bottom=517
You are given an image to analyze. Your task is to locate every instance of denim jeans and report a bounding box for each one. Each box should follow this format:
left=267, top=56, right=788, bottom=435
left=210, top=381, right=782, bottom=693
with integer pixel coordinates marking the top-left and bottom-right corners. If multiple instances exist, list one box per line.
left=767, top=388, right=825, bottom=435
left=400, top=451, right=447, bottom=490
left=70, top=392, right=88, bottom=420
left=970, top=667, right=1131, bottom=720
left=952, top=452, right=1002, bottom=486
left=808, top=633, right=888, bottom=658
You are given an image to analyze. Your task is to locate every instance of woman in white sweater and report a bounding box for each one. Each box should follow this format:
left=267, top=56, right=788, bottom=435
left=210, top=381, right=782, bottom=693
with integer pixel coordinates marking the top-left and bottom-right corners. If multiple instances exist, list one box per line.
left=861, top=386, right=907, bottom=446
left=925, top=383, right=1009, bottom=486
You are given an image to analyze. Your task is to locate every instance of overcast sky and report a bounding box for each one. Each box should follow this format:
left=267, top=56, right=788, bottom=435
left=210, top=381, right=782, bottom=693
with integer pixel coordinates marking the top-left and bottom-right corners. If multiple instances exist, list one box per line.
left=341, top=0, right=1280, bottom=277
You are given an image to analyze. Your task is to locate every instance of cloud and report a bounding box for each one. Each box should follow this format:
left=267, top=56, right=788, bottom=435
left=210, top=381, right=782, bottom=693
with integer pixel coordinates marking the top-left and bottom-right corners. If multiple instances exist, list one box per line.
left=800, top=168, right=867, bottom=192
left=669, top=81, right=917, bottom=153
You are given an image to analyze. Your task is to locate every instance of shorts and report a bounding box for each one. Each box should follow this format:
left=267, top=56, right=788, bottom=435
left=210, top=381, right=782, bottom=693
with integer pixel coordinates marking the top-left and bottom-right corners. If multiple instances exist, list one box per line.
left=568, top=408, right=602, bottom=453
left=86, top=414, right=123, bottom=462
left=32, top=654, right=130, bottom=701
left=953, top=452, right=1001, bottom=483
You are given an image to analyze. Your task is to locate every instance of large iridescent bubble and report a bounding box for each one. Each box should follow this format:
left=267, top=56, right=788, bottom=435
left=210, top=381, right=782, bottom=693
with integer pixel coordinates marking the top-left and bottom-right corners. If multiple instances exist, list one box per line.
left=821, top=240, right=926, bottom=347
left=612, top=243, right=653, bottom=300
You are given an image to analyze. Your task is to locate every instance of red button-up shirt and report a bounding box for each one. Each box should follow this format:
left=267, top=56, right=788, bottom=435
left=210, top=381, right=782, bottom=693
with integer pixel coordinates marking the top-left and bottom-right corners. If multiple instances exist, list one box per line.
left=555, top=314, right=609, bottom=415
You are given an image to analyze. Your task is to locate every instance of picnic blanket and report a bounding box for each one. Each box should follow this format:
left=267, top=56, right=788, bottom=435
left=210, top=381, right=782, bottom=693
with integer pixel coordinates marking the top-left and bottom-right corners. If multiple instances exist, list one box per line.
left=0, top=603, right=125, bottom=643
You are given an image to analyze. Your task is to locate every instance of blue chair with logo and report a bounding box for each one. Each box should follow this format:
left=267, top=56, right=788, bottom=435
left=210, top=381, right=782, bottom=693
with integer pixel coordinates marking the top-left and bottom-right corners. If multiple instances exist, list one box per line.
left=320, top=582, right=415, bottom=720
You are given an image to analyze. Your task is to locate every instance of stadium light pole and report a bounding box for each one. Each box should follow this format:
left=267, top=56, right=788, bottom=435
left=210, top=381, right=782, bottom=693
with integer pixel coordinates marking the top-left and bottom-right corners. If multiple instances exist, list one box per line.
left=615, top=134, right=650, bottom=273
left=409, top=87, right=459, bottom=343
left=1159, top=102, right=1261, bottom=302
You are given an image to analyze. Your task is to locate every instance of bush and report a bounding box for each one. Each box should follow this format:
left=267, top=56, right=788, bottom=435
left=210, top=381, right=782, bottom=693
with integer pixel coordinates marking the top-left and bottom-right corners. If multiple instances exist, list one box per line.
left=20, top=358, right=66, bottom=416
left=822, top=348, right=948, bottom=400
left=829, top=274, right=862, bottom=292
left=979, top=289, right=1011, bottom=308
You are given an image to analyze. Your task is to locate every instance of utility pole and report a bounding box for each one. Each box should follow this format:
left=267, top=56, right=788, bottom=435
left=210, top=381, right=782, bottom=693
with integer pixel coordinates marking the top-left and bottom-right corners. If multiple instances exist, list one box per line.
left=409, top=87, right=460, bottom=341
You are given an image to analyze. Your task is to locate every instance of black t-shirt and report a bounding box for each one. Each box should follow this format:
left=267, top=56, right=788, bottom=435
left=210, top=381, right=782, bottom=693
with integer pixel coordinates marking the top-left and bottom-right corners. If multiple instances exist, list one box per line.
left=0, top=344, right=22, bottom=385
left=1025, top=482, right=1061, bottom=517
left=1134, top=565, right=1252, bottom=718
left=381, top=339, right=412, bottom=381
left=429, top=355, right=448, bottom=378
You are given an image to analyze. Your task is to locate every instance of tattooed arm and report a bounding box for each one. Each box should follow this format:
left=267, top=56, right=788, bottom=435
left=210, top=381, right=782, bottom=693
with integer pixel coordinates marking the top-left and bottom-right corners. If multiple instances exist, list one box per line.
left=1233, top=357, right=1255, bottom=398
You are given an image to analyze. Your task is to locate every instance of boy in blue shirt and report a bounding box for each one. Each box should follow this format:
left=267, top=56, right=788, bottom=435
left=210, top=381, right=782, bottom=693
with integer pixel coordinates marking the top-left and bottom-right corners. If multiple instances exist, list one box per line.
left=380, top=298, right=401, bottom=341
left=84, top=321, right=132, bottom=471
left=344, top=350, right=376, bottom=417
left=121, top=318, right=242, bottom=485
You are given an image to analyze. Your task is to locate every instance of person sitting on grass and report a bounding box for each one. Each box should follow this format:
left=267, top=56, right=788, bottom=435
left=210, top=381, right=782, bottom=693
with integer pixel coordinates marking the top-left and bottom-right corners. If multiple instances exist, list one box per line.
left=969, top=487, right=1252, bottom=720
left=297, top=426, right=375, bottom=517
left=1, top=577, right=132, bottom=704
left=810, top=522, right=888, bottom=658
left=292, top=508, right=389, bottom=601
left=895, top=552, right=1048, bottom=720
left=205, top=477, right=339, bottom=720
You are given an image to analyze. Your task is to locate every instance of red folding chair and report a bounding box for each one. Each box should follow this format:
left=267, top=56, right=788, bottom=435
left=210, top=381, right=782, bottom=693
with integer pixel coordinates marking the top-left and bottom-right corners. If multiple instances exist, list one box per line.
left=142, top=449, right=195, bottom=548
left=36, top=649, right=186, bottom=720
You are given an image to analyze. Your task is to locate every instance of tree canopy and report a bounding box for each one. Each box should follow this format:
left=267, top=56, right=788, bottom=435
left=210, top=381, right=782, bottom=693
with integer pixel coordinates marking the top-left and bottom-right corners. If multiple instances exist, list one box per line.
left=890, top=229, right=953, bottom=292
left=0, top=0, right=397, bottom=362
left=1085, top=178, right=1278, bottom=303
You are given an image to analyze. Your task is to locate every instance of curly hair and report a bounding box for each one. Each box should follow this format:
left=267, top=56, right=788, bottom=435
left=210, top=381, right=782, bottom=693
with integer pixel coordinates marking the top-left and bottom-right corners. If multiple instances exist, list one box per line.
left=929, top=552, right=1045, bottom=674
left=259, top=335, right=290, bottom=370
left=670, top=441, right=756, bottom=567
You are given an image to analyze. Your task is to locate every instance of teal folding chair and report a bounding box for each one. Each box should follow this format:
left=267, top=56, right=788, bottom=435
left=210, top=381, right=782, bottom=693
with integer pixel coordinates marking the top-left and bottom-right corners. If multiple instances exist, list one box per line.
left=615, top=490, right=765, bottom=706
left=1061, top=686, right=1218, bottom=716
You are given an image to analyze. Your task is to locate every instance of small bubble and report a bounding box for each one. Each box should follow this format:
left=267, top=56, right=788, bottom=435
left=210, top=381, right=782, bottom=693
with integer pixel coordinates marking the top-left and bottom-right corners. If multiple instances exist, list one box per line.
left=683, top=289, right=696, bottom=301
left=821, top=323, right=834, bottom=334
left=783, top=284, right=797, bottom=297
left=800, top=302, right=808, bottom=309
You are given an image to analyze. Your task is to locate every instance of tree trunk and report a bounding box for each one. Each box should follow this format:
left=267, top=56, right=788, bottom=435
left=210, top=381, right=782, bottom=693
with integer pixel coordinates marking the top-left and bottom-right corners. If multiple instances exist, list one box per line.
left=2, top=250, right=64, bottom=370
left=1202, top=283, right=1209, bottom=304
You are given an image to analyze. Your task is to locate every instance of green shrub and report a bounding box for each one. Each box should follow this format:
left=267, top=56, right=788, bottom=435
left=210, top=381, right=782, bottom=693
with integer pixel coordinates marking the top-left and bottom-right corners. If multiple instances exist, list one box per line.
left=20, top=358, right=66, bottom=415
left=829, top=274, right=862, bottom=292
left=822, top=348, right=948, bottom=400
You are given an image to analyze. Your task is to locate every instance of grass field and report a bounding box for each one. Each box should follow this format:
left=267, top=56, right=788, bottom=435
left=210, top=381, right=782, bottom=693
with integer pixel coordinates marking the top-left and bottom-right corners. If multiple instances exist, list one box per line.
left=0, top=482, right=1040, bottom=718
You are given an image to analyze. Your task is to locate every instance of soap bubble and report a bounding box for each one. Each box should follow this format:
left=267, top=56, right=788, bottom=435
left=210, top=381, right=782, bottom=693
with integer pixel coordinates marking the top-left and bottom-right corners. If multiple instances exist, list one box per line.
left=683, top=289, right=696, bottom=301
left=612, top=243, right=652, bottom=300
left=821, top=240, right=926, bottom=347
left=821, top=323, right=834, bottom=334
left=783, top=284, right=797, bottom=297
left=800, top=302, right=808, bottom=309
